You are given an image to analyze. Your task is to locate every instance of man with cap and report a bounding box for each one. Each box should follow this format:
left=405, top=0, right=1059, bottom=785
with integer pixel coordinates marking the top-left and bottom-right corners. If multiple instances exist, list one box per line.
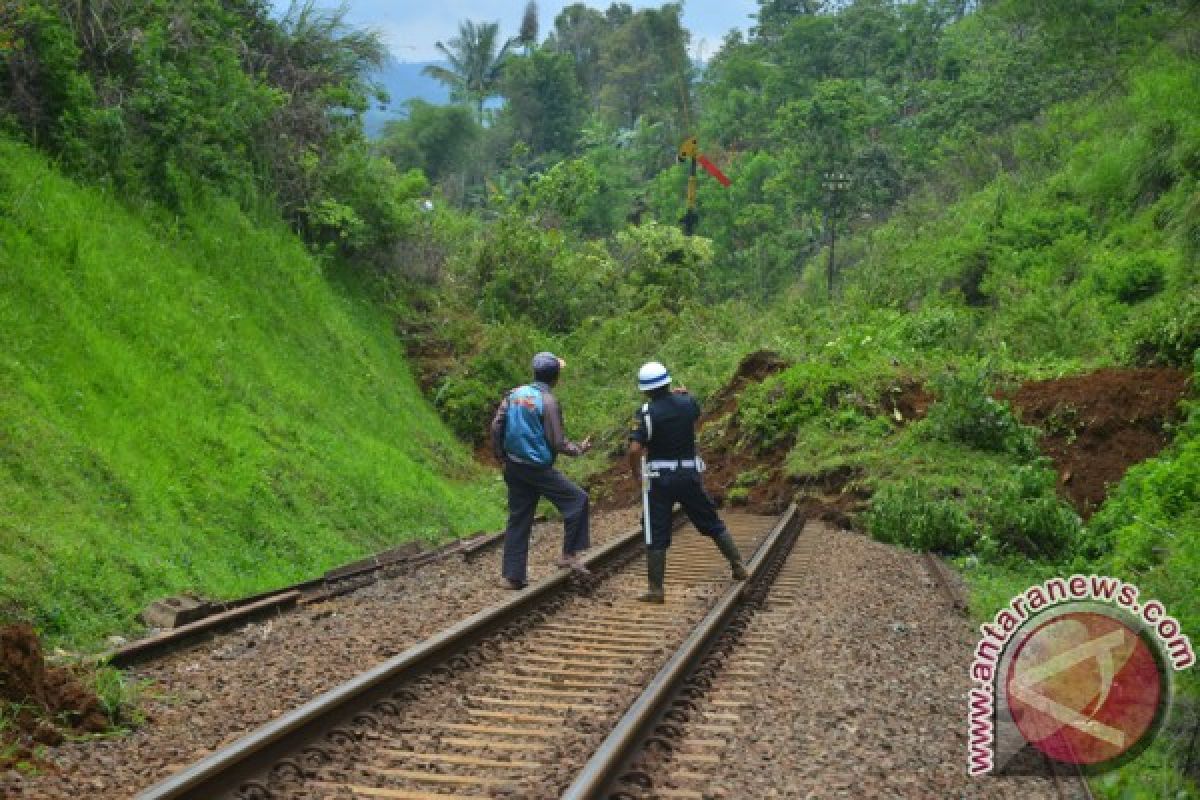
left=490, top=351, right=593, bottom=589
left=627, top=361, right=747, bottom=603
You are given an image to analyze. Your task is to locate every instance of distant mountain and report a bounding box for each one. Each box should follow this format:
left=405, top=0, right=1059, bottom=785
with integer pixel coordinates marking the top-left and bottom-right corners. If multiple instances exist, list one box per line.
left=364, top=58, right=452, bottom=137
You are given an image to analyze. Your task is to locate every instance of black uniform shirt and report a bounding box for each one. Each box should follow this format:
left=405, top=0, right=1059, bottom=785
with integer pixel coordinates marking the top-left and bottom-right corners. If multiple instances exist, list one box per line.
left=629, top=392, right=701, bottom=460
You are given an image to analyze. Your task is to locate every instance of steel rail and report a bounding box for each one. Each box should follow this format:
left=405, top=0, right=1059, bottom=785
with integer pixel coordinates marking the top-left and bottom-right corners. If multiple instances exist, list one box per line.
left=560, top=502, right=801, bottom=800
left=134, top=522, right=649, bottom=800
left=107, top=532, right=502, bottom=667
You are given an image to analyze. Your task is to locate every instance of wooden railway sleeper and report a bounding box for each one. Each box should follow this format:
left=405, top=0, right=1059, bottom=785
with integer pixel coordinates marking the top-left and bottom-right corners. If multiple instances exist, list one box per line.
left=300, top=745, right=333, bottom=768
left=234, top=781, right=270, bottom=800
left=267, top=759, right=304, bottom=786
left=655, top=723, right=684, bottom=740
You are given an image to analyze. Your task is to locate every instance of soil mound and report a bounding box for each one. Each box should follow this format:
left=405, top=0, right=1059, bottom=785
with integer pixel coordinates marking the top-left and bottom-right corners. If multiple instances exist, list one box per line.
left=881, top=380, right=933, bottom=423
left=701, top=350, right=791, bottom=423
left=1, top=624, right=107, bottom=768
left=588, top=355, right=1190, bottom=524
left=1011, top=367, right=1191, bottom=517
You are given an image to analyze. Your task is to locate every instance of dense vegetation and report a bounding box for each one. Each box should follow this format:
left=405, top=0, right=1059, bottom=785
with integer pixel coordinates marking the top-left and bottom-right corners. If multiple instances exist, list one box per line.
left=1, top=0, right=1197, bottom=793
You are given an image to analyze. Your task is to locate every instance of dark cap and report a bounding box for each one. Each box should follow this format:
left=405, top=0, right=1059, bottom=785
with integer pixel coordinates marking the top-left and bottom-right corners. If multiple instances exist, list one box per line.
left=532, top=351, right=565, bottom=381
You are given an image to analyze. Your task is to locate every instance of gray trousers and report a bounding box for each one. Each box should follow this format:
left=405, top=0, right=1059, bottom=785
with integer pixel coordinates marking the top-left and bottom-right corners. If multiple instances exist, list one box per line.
left=501, top=460, right=590, bottom=583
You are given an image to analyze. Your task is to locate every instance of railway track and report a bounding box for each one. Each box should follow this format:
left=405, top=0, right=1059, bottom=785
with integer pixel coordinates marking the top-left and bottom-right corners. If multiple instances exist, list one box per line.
left=569, top=527, right=1097, bottom=800
left=564, top=518, right=819, bottom=800
left=108, top=531, right=509, bottom=668
left=136, top=507, right=802, bottom=800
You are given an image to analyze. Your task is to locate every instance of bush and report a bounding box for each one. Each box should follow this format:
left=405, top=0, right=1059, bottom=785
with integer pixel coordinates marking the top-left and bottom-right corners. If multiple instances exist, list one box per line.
left=923, top=364, right=1038, bottom=458
left=868, top=465, right=1081, bottom=559
left=867, top=480, right=977, bottom=554
left=613, top=222, right=712, bottom=312
left=434, top=376, right=505, bottom=446
left=1123, top=289, right=1200, bottom=367
left=737, top=362, right=853, bottom=451
left=981, top=465, right=1082, bottom=559
left=471, top=212, right=615, bottom=332
left=1093, top=250, right=1168, bottom=304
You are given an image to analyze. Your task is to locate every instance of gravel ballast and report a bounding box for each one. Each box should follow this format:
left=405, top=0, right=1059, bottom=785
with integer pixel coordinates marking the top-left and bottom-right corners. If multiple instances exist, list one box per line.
left=0, top=510, right=639, bottom=799
left=630, top=523, right=1069, bottom=799
left=4, top=512, right=1085, bottom=799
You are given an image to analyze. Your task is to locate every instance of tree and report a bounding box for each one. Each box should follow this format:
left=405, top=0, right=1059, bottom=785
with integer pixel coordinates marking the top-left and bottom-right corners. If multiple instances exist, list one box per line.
left=595, top=4, right=690, bottom=129
left=498, top=49, right=584, bottom=158
left=519, top=2, right=539, bottom=53
left=422, top=20, right=516, bottom=121
left=379, top=100, right=481, bottom=184
left=547, top=4, right=610, bottom=109
left=753, top=0, right=827, bottom=43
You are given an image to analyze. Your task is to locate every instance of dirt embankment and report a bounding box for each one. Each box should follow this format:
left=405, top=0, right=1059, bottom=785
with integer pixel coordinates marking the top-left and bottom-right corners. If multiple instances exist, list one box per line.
left=1010, top=367, right=1191, bottom=517
left=588, top=355, right=1191, bottom=524
left=1, top=624, right=107, bottom=769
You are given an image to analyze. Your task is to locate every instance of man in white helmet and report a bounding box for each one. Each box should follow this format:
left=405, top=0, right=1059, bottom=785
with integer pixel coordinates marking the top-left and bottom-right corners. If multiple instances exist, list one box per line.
left=627, top=361, right=747, bottom=603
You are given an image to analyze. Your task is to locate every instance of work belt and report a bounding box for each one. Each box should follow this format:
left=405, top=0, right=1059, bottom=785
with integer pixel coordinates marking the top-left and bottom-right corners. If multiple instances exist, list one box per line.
left=647, top=457, right=705, bottom=473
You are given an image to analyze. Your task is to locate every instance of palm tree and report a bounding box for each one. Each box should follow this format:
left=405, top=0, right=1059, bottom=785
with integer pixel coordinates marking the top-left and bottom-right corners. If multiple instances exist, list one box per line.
left=423, top=20, right=517, bottom=122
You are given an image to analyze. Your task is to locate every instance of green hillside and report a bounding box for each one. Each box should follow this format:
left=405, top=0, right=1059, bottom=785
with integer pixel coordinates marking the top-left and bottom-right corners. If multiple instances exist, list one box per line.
left=0, top=139, right=502, bottom=648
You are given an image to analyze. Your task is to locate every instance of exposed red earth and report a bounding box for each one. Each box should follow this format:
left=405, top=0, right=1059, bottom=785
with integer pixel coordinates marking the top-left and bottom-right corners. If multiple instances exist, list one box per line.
left=589, top=360, right=1191, bottom=522
left=0, top=624, right=107, bottom=770
left=1010, top=367, right=1191, bottom=517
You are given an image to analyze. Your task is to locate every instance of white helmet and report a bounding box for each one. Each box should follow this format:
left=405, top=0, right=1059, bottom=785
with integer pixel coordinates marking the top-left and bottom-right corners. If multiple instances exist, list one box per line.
left=637, top=361, right=671, bottom=391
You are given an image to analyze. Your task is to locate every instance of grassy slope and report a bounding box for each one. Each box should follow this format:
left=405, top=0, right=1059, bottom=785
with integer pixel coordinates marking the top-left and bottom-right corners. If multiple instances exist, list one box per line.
left=0, top=139, right=503, bottom=648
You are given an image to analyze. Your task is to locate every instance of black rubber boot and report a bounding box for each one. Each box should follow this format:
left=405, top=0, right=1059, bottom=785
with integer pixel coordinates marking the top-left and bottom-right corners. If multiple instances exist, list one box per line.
left=637, top=549, right=666, bottom=603
left=714, top=531, right=749, bottom=580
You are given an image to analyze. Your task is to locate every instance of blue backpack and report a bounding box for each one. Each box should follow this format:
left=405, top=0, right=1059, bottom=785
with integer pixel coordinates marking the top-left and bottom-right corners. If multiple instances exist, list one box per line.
left=503, top=385, right=554, bottom=466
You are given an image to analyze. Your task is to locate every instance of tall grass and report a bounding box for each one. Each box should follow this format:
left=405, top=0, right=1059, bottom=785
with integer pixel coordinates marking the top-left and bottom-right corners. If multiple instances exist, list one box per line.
left=0, top=139, right=503, bottom=648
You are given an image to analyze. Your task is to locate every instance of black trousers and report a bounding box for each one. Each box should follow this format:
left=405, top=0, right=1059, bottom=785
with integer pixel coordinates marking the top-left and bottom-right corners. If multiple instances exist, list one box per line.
left=646, top=469, right=726, bottom=551
left=501, top=460, right=590, bottom=583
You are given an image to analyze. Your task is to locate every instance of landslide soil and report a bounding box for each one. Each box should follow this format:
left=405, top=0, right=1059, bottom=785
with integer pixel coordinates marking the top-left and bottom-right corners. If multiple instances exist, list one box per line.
left=0, top=625, right=108, bottom=771
left=1010, top=367, right=1191, bottom=517
left=588, top=357, right=1191, bottom=523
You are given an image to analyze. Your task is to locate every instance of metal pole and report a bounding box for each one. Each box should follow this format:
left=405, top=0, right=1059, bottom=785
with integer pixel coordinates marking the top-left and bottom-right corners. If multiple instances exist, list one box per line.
left=827, top=206, right=835, bottom=297
left=641, top=455, right=652, bottom=546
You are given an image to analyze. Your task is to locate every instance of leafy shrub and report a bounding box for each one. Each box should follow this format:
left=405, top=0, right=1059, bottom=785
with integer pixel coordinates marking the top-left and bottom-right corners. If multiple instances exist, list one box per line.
left=470, top=213, right=616, bottom=332
left=1093, top=250, right=1168, bottom=303
left=1123, top=289, right=1200, bottom=367
left=923, top=364, right=1038, bottom=458
left=734, top=467, right=770, bottom=488
left=869, top=465, right=1080, bottom=559
left=434, top=376, right=504, bottom=446
left=737, top=363, right=852, bottom=451
left=980, top=465, right=1082, bottom=559
left=612, top=222, right=712, bottom=312
left=895, top=305, right=978, bottom=351
left=432, top=327, right=540, bottom=444
left=867, top=480, right=977, bottom=554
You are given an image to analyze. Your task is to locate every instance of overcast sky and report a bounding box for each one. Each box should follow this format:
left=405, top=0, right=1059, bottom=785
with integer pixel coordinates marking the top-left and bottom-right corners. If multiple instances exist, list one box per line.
left=276, top=1, right=760, bottom=62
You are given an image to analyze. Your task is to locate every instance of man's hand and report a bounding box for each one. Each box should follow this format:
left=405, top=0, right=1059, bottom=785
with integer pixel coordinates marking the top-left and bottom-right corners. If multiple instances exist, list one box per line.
left=580, top=435, right=593, bottom=453
left=672, top=384, right=689, bottom=394
left=628, top=439, right=644, bottom=483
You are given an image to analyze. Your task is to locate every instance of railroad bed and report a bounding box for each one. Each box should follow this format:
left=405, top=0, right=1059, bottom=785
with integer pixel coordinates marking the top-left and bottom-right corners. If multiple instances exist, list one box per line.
left=114, top=506, right=1093, bottom=800
left=137, top=511, right=798, bottom=800
left=596, top=524, right=1091, bottom=800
